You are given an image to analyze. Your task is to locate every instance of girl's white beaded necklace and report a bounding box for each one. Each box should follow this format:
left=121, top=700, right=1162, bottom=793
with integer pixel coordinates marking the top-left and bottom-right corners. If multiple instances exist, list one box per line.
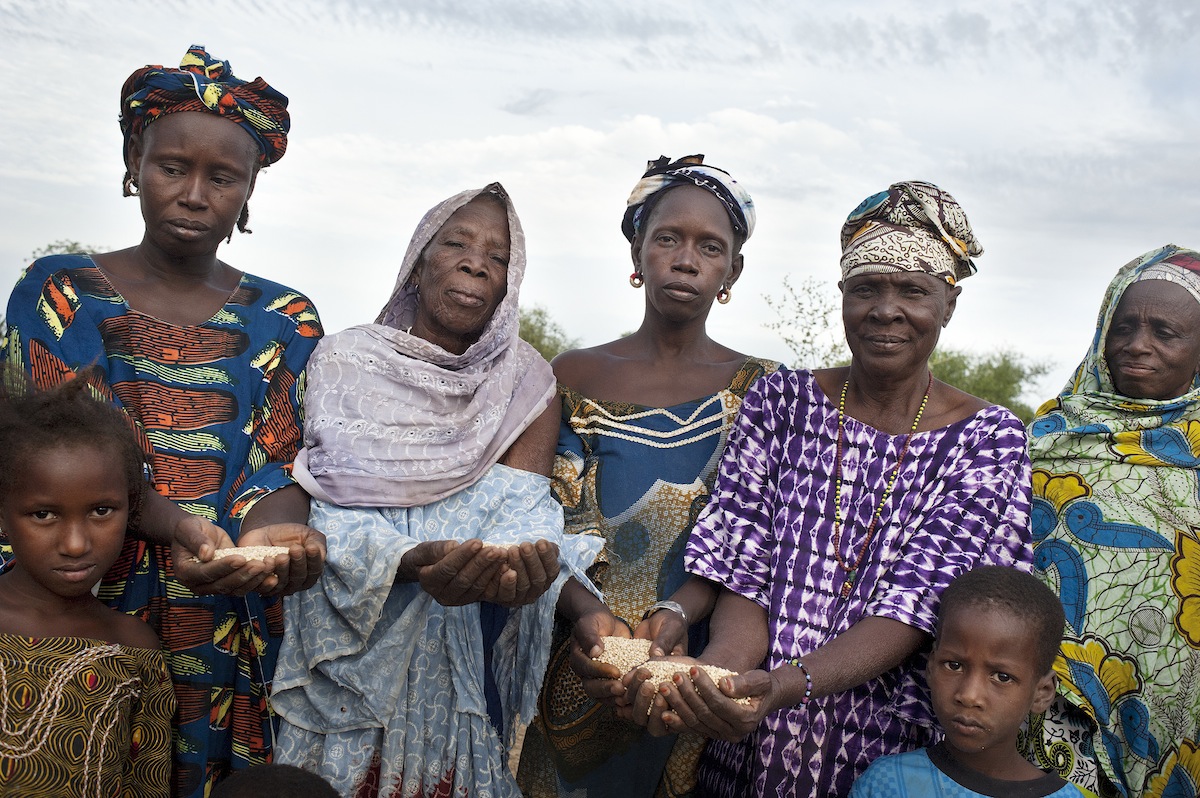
left=831, top=372, right=932, bottom=599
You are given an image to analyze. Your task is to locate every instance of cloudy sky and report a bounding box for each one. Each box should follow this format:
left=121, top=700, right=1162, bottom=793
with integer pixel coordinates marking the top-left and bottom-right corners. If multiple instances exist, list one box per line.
left=3, top=0, right=1198, bottom=399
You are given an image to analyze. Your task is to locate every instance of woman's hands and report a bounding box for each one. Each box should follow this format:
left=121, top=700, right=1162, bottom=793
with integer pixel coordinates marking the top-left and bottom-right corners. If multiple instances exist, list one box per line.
left=170, top=515, right=328, bottom=598
left=399, top=538, right=560, bottom=607
left=167, top=483, right=327, bottom=598
left=495, top=540, right=561, bottom=607
left=631, top=664, right=777, bottom=741
left=634, top=605, right=689, bottom=657
left=239, top=523, right=327, bottom=597
left=567, top=606, right=634, bottom=706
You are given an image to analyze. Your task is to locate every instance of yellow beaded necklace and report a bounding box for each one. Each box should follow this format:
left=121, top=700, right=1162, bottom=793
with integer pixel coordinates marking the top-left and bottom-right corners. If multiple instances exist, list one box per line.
left=831, top=372, right=932, bottom=599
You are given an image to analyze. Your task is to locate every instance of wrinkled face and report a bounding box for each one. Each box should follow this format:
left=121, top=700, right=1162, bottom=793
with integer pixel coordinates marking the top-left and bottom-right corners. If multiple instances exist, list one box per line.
left=632, top=185, right=742, bottom=323
left=1104, top=279, right=1200, bottom=400
left=130, top=111, right=260, bottom=257
left=840, top=271, right=959, bottom=380
left=410, top=197, right=510, bottom=355
left=0, top=445, right=129, bottom=601
left=927, top=606, right=1056, bottom=775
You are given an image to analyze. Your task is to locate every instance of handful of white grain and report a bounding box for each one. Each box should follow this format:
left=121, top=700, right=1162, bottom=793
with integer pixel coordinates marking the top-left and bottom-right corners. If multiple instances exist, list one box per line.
left=190, top=546, right=291, bottom=563
left=593, top=635, right=750, bottom=704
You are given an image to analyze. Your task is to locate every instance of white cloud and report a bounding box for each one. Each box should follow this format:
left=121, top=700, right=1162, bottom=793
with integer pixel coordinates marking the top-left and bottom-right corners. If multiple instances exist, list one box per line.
left=2, top=0, right=1198, bottom=404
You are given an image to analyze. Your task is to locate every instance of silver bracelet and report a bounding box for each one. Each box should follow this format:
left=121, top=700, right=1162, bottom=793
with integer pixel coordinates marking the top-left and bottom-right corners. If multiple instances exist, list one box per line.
left=642, top=600, right=688, bottom=626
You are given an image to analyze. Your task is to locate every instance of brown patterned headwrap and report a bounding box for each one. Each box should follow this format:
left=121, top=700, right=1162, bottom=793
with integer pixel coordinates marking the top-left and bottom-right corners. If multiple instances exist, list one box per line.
left=839, top=181, right=982, bottom=285
left=119, top=45, right=290, bottom=191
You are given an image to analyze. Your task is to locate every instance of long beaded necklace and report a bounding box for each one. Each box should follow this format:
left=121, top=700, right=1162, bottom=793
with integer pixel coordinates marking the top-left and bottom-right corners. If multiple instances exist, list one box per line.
left=831, top=372, right=932, bottom=599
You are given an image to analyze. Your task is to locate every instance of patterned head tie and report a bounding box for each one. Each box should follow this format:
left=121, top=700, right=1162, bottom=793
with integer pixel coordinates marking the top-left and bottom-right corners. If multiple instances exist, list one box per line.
left=1129, top=249, right=1200, bottom=308
left=839, top=180, right=982, bottom=285
left=119, top=45, right=290, bottom=184
left=621, top=154, right=756, bottom=244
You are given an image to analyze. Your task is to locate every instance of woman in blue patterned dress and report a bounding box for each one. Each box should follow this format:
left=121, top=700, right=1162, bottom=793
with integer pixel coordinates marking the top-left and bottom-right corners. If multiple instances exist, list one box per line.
left=2, top=46, right=325, bottom=797
left=516, top=155, right=778, bottom=798
left=627, top=181, right=1034, bottom=798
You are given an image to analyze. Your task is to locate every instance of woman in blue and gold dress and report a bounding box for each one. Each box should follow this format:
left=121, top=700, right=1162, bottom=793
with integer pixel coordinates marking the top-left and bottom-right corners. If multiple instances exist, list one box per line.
left=517, top=155, right=778, bottom=798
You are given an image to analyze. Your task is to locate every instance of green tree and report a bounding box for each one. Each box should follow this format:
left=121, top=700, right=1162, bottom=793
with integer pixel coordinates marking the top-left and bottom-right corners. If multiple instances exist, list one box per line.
left=763, top=275, right=848, bottom=368
left=927, top=349, right=1051, bottom=423
left=764, top=276, right=1050, bottom=423
left=519, top=305, right=580, bottom=362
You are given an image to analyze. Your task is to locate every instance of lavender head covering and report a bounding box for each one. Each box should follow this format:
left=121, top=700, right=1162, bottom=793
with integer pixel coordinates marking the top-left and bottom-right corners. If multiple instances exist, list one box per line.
left=621, top=154, right=755, bottom=243
left=294, top=183, right=555, bottom=508
left=840, top=180, right=982, bottom=285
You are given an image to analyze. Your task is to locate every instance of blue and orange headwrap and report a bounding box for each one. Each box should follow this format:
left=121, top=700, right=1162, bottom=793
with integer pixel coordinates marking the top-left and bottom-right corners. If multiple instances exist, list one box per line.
left=621, top=154, right=755, bottom=244
left=119, top=45, right=290, bottom=189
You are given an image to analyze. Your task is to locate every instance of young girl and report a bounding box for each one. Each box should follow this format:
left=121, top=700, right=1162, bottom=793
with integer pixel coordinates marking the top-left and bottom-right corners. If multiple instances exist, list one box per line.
left=0, top=375, right=174, bottom=796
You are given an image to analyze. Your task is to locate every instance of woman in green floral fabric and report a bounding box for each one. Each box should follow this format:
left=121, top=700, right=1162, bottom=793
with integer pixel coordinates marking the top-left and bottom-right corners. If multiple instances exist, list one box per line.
left=1026, top=244, right=1200, bottom=798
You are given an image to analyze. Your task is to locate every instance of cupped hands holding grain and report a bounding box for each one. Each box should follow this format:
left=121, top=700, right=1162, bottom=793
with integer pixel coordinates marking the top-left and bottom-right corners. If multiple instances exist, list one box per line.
left=172, top=514, right=274, bottom=598
left=593, top=635, right=749, bottom=705
left=398, top=538, right=560, bottom=607
left=175, top=516, right=328, bottom=598
left=630, top=655, right=775, bottom=742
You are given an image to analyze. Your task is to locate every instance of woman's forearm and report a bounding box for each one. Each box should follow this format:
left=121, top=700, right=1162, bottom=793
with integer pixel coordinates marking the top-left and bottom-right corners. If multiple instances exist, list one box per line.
left=696, top=588, right=770, bottom=673
left=135, top=483, right=311, bottom=548
left=556, top=576, right=608, bottom=622
left=241, top=484, right=312, bottom=531
left=134, top=488, right=190, bottom=546
left=665, top=576, right=720, bottom=627
left=767, top=616, right=928, bottom=710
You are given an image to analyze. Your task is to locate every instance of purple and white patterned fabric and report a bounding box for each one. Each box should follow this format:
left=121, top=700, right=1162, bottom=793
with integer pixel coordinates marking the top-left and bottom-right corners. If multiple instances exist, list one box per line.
left=685, top=369, right=1034, bottom=798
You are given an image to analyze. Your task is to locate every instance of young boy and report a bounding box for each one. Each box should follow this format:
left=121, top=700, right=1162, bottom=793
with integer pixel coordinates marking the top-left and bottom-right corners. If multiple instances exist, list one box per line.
left=851, top=566, right=1098, bottom=797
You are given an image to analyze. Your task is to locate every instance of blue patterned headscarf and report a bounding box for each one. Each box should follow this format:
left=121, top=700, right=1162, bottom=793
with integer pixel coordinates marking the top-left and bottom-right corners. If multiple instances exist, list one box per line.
left=119, top=44, right=290, bottom=184
left=621, top=155, right=755, bottom=243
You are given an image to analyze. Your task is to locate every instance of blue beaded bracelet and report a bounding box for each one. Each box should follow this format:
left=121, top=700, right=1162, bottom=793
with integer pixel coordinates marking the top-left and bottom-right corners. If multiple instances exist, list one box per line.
left=786, top=658, right=814, bottom=702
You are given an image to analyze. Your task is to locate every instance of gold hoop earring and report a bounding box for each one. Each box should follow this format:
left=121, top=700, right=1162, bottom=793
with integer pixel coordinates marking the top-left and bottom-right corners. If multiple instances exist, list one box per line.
left=629, top=272, right=644, bottom=288
left=717, top=287, right=731, bottom=304
left=123, top=175, right=139, bottom=197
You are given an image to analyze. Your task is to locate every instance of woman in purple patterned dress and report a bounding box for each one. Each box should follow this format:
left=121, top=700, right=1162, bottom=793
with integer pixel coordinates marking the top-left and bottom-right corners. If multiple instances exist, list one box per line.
left=626, top=181, right=1034, bottom=797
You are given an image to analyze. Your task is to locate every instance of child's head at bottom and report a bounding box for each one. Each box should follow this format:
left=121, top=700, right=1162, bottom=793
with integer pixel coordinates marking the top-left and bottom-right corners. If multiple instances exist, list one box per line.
left=0, top=374, right=147, bottom=597
left=929, top=566, right=1064, bottom=777
left=210, top=764, right=338, bottom=798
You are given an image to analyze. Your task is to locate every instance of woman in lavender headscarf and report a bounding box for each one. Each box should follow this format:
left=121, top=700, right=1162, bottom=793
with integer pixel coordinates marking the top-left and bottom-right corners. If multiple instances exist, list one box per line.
left=272, top=184, right=601, bottom=798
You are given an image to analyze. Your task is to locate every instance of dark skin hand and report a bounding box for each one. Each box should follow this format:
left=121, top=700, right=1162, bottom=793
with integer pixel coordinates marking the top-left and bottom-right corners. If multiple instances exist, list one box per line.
left=150, top=485, right=326, bottom=597
left=237, top=485, right=326, bottom=598
left=634, top=576, right=718, bottom=656
left=395, top=400, right=562, bottom=608
left=563, top=589, right=634, bottom=705
left=623, top=580, right=763, bottom=726
left=630, top=592, right=928, bottom=742
left=566, top=576, right=715, bottom=710
left=397, top=538, right=561, bottom=608
left=605, top=576, right=718, bottom=719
